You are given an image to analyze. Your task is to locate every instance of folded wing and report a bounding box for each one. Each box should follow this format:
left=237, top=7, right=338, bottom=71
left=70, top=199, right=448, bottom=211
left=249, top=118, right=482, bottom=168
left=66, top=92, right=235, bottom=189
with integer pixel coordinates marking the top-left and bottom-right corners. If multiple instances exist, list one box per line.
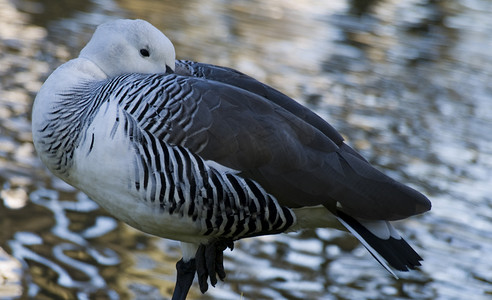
left=122, top=65, right=430, bottom=220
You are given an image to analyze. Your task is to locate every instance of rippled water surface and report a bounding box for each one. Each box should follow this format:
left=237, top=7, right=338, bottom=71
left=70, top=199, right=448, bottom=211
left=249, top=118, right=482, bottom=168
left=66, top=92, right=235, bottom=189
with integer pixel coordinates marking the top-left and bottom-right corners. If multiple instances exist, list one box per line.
left=1, top=0, right=492, bottom=299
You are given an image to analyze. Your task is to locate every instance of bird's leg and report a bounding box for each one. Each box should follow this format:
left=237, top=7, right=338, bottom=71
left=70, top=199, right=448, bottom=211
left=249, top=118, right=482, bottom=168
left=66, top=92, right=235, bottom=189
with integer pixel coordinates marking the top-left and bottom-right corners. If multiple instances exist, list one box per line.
left=195, top=238, right=234, bottom=293
left=171, top=258, right=196, bottom=300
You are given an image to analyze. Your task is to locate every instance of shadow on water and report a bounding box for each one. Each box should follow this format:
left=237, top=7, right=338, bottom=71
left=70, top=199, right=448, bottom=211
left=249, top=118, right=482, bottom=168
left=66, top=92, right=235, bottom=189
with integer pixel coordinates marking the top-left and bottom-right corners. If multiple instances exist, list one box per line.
left=1, top=0, right=492, bottom=299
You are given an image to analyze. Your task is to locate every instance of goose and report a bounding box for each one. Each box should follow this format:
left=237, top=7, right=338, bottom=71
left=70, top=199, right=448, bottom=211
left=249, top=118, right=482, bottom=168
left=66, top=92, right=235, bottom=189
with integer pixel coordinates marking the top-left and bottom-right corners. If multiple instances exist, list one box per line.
left=32, top=19, right=431, bottom=299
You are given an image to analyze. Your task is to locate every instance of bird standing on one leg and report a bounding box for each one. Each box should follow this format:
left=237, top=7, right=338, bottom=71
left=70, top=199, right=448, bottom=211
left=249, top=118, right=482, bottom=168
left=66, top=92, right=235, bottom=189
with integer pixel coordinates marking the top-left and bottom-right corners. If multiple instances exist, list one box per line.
left=32, top=19, right=431, bottom=300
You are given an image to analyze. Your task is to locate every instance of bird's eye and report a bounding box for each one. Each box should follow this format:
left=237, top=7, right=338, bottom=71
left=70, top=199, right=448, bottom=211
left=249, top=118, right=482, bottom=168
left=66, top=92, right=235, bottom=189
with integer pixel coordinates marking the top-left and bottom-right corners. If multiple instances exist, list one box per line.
left=140, top=49, right=150, bottom=57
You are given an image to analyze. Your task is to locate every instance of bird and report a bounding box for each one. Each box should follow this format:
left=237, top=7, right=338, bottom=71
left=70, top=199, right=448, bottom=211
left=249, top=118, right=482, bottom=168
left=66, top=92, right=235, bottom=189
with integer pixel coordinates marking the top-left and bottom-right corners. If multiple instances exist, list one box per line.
left=32, top=19, right=431, bottom=299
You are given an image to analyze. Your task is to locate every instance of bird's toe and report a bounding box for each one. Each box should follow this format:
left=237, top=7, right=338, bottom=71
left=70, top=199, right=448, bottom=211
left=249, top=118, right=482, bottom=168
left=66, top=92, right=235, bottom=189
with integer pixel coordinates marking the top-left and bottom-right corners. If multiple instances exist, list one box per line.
left=195, top=239, right=234, bottom=293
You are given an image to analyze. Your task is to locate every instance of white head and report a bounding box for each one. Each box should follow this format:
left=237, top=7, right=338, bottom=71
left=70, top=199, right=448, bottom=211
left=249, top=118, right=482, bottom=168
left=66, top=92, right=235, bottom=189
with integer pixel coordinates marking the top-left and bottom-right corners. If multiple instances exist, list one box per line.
left=79, top=19, right=175, bottom=77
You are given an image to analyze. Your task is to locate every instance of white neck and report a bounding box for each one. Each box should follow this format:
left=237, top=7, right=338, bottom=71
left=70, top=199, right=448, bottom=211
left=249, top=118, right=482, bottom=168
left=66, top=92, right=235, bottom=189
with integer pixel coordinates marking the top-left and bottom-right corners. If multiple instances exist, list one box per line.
left=33, top=58, right=106, bottom=124
left=32, top=58, right=107, bottom=178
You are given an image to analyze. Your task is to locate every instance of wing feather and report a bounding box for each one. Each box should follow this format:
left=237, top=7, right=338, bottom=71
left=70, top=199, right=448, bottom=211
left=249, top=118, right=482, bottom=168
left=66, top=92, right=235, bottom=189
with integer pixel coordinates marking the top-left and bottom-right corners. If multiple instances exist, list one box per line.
left=118, top=69, right=430, bottom=220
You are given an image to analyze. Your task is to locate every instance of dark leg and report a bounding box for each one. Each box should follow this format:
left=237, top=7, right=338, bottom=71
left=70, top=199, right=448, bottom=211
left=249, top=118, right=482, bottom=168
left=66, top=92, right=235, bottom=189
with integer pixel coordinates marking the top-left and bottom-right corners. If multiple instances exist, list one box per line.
left=195, top=239, right=234, bottom=294
left=172, top=258, right=196, bottom=300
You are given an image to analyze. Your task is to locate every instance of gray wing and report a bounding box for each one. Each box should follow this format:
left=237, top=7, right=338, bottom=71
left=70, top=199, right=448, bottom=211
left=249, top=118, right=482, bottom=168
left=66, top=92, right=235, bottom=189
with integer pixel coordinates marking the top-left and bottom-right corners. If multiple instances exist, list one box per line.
left=130, top=68, right=431, bottom=221
left=175, top=60, right=346, bottom=147
left=175, top=60, right=372, bottom=164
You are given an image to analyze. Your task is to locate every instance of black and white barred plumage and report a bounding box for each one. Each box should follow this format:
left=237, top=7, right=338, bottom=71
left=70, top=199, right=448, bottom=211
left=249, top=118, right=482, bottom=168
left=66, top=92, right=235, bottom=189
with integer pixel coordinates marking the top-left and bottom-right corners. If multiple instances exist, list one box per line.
left=38, top=71, right=296, bottom=243
left=32, top=19, right=431, bottom=299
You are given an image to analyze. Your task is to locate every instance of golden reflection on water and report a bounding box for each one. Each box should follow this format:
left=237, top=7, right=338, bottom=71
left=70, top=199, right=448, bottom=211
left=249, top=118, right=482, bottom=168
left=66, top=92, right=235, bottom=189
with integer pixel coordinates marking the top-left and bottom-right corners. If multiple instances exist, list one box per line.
left=1, top=0, right=492, bottom=299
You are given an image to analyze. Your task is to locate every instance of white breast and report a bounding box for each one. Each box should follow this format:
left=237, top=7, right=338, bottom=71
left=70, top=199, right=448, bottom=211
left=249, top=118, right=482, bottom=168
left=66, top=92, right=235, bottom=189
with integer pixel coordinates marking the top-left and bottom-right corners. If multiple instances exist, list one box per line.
left=70, top=99, right=206, bottom=243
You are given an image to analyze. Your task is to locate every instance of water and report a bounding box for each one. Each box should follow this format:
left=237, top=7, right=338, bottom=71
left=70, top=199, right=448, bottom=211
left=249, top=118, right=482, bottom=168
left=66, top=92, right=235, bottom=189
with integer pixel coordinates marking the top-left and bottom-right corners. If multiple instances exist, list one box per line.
left=1, top=0, right=491, bottom=299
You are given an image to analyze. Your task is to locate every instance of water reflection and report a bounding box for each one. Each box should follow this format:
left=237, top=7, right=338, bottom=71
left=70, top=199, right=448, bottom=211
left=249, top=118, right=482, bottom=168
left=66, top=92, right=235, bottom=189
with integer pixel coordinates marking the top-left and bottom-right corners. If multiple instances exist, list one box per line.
left=1, top=0, right=492, bottom=299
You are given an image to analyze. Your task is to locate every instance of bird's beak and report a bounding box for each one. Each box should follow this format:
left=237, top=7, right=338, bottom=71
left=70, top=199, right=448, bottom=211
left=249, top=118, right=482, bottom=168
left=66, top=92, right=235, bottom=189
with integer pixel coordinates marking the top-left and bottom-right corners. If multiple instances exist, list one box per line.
left=166, top=65, right=174, bottom=74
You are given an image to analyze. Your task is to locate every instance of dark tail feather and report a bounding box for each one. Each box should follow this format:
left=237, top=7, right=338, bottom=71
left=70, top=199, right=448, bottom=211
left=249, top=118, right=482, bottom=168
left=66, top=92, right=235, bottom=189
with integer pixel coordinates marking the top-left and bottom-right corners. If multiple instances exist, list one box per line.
left=336, top=210, right=423, bottom=278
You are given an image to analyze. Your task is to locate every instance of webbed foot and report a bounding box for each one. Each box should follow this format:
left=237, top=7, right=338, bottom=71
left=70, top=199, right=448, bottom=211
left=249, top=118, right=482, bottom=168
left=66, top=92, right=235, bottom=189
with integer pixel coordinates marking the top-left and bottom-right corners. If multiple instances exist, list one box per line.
left=195, top=239, right=234, bottom=293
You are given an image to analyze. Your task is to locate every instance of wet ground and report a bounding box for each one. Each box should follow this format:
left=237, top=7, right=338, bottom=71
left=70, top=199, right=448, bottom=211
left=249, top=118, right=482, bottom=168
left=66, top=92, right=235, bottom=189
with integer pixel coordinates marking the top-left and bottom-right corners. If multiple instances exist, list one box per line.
left=1, top=0, right=492, bottom=299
